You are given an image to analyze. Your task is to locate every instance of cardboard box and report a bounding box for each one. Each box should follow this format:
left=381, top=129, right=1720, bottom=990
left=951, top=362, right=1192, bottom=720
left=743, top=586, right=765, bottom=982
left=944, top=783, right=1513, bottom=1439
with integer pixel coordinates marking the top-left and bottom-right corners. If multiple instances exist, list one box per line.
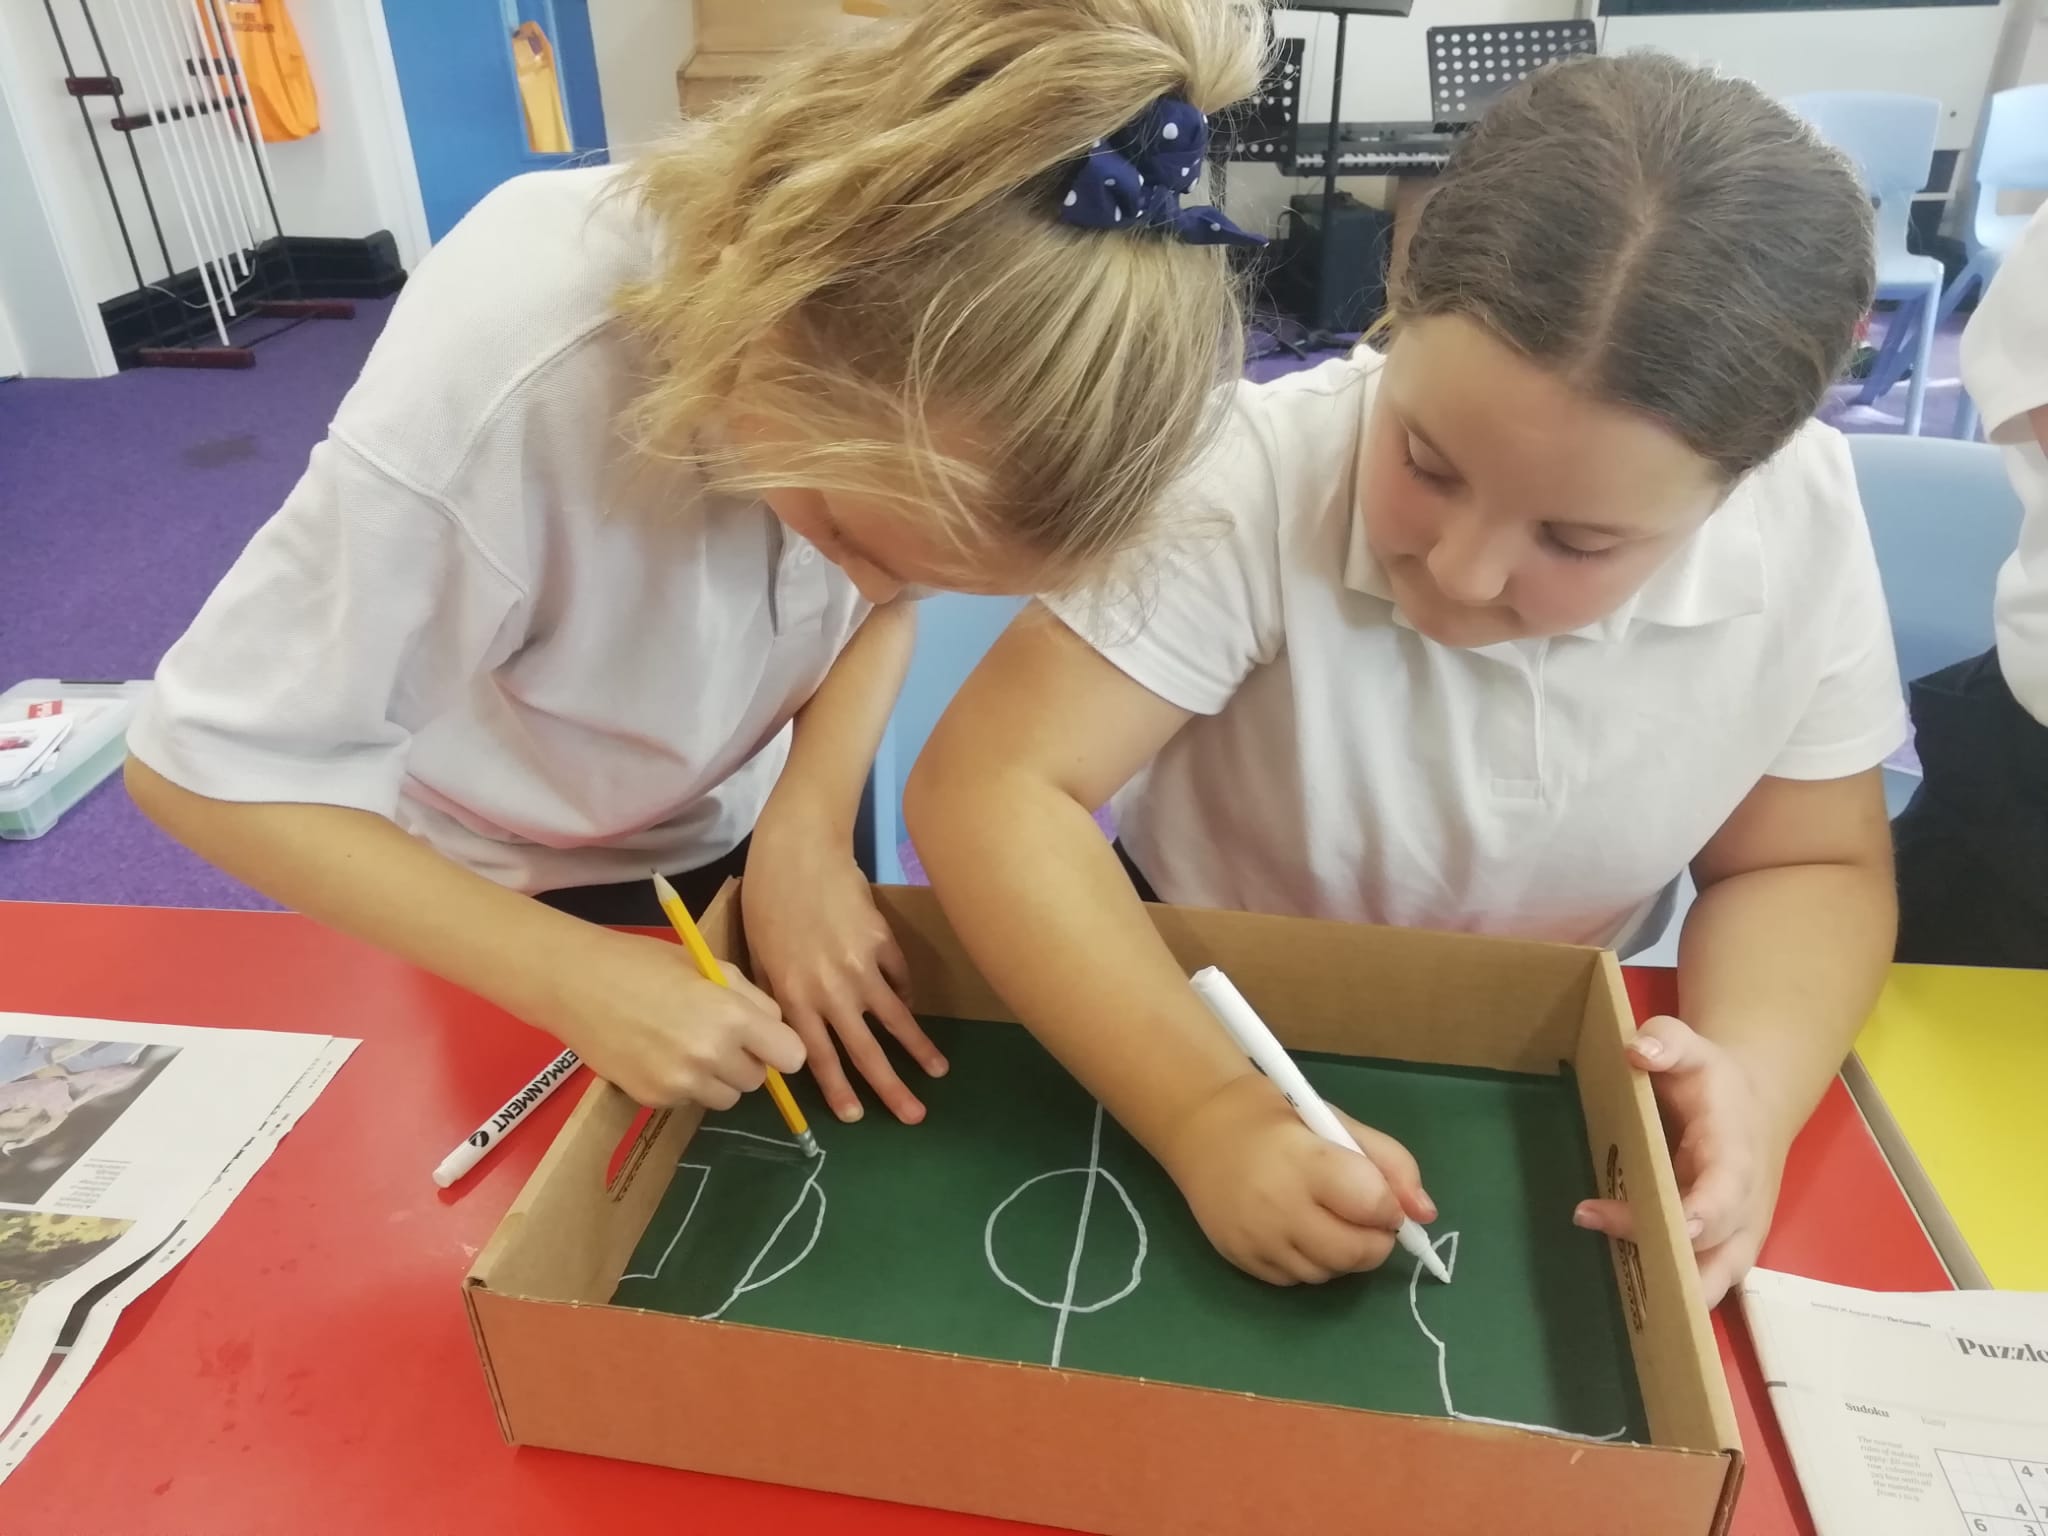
left=466, top=885, right=1742, bottom=1535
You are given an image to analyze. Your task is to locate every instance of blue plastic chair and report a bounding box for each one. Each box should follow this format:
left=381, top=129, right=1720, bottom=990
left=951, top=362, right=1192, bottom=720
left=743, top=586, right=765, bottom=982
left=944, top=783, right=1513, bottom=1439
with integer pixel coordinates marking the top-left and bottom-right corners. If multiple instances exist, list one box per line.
left=1943, top=86, right=2048, bottom=440
left=864, top=594, right=1028, bottom=883
left=1850, top=434, right=2023, bottom=692
left=1790, top=93, right=1945, bottom=437
left=1851, top=434, right=2024, bottom=820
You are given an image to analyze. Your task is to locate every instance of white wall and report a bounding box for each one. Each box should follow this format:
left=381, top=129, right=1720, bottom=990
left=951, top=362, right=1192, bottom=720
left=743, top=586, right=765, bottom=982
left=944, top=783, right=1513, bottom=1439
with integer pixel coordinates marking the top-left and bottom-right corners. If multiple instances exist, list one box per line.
left=0, top=0, right=424, bottom=377
left=275, top=1, right=429, bottom=269
left=2021, top=0, right=2048, bottom=82
left=1604, top=6, right=2008, bottom=152
left=588, top=0, right=694, bottom=158
left=7, top=5, right=158, bottom=315
left=0, top=303, right=20, bottom=379
left=0, top=17, right=116, bottom=377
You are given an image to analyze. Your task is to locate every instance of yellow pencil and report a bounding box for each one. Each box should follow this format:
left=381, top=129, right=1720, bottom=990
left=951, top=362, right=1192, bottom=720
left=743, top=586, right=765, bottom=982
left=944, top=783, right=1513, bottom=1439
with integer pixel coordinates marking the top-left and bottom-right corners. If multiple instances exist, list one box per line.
left=650, top=872, right=820, bottom=1158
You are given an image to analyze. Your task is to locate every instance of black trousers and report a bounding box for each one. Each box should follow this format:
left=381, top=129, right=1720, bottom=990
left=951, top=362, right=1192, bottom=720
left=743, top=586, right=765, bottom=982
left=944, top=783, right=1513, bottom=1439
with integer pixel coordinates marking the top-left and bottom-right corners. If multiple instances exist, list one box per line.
left=539, top=835, right=1149, bottom=927
left=1115, top=840, right=1162, bottom=904
left=1892, top=650, right=2048, bottom=970
left=534, top=838, right=751, bottom=927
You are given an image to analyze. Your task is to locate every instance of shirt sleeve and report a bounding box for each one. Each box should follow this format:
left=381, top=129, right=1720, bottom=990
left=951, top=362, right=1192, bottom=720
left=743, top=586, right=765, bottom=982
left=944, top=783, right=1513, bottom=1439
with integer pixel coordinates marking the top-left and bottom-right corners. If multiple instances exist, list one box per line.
left=1961, top=205, right=2048, bottom=447
left=1765, top=428, right=1911, bottom=781
left=1040, top=390, right=1287, bottom=716
left=127, top=435, right=525, bottom=814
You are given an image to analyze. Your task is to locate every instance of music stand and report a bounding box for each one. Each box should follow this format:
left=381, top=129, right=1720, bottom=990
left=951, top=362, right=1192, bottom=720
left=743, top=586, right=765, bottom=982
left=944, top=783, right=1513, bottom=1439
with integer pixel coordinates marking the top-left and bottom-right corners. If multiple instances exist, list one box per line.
left=1425, top=21, right=1595, bottom=129
left=1283, top=0, right=1415, bottom=231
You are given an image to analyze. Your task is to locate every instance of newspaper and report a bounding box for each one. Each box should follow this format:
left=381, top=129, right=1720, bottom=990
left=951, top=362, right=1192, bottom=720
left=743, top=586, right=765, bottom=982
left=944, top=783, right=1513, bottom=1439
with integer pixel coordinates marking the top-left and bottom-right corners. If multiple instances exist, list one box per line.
left=0, top=1012, right=355, bottom=1478
left=1741, top=1266, right=2048, bottom=1536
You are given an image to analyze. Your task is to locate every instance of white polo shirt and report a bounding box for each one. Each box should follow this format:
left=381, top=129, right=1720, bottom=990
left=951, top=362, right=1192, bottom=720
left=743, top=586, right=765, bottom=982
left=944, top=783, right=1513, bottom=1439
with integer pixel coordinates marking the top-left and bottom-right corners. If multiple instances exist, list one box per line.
left=129, top=167, right=869, bottom=893
left=1051, top=352, right=1906, bottom=951
left=1961, top=203, right=2048, bottom=727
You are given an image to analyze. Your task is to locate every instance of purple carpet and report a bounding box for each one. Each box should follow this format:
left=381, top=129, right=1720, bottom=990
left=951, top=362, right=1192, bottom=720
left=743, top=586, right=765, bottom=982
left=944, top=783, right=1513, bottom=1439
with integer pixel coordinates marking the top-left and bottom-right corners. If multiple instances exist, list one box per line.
left=0, top=297, right=1972, bottom=907
left=0, top=300, right=393, bottom=907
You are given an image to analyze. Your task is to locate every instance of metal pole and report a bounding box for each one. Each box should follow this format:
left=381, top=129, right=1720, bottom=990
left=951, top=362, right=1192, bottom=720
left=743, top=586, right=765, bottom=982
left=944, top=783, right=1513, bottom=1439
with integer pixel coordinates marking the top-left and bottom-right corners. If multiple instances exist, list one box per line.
left=201, top=0, right=297, bottom=296
left=133, top=0, right=244, bottom=294
left=1323, top=10, right=1346, bottom=222
left=39, top=0, right=147, bottom=293
left=77, top=0, right=175, bottom=278
left=167, top=0, right=256, bottom=276
left=104, top=0, right=228, bottom=342
left=203, top=0, right=286, bottom=240
left=176, top=0, right=263, bottom=268
left=191, top=0, right=271, bottom=246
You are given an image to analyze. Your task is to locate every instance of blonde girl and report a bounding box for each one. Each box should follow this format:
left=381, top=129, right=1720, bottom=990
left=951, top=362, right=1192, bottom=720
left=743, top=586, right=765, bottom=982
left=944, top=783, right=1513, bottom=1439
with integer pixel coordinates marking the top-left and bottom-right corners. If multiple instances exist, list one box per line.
left=126, top=0, right=1265, bottom=1125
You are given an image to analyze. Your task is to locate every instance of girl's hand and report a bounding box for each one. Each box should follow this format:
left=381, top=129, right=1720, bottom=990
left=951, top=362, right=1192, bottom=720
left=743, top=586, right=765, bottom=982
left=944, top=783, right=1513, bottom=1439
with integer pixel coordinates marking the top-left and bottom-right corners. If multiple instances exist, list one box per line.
left=540, top=925, right=805, bottom=1109
left=743, top=824, right=947, bottom=1125
left=1162, top=1074, right=1436, bottom=1286
left=1572, top=1015, right=1787, bottom=1308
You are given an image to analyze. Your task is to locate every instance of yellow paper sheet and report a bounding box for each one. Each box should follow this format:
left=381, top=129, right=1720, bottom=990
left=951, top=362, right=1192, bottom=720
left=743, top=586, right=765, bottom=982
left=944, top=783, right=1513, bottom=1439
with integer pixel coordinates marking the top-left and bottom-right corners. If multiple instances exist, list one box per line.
left=1854, top=965, right=2048, bottom=1290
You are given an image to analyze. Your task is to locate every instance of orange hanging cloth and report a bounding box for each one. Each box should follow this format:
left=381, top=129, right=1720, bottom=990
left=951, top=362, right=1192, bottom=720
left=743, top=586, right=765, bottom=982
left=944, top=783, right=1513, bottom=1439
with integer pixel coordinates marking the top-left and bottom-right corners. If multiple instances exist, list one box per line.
left=511, top=21, right=571, bottom=154
left=201, top=0, right=319, bottom=144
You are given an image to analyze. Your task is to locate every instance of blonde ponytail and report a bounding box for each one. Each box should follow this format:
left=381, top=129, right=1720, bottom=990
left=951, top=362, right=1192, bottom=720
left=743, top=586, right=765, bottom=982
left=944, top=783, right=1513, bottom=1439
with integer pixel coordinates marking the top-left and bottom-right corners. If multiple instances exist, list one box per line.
left=617, top=0, right=1269, bottom=586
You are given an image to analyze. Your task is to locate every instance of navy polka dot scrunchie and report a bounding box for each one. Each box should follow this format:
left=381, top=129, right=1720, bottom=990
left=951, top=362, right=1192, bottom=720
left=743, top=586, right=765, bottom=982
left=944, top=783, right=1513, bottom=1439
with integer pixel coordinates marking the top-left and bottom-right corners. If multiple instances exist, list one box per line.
left=1056, top=96, right=1266, bottom=248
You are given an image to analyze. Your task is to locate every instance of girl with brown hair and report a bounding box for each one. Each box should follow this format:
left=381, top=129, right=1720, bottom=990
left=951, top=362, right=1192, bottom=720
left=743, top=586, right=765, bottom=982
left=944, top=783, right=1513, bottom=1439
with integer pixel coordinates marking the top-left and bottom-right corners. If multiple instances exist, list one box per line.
left=124, top=0, right=1265, bottom=1126
left=912, top=51, right=1901, bottom=1307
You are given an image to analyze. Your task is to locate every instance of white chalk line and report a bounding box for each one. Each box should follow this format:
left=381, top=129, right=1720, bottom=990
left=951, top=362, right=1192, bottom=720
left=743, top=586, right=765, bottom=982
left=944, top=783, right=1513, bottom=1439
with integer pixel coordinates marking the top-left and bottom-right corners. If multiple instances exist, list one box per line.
left=619, top=1127, right=796, bottom=1282
left=698, top=1129, right=828, bottom=1322
left=619, top=1161, right=710, bottom=1280
left=982, top=1102, right=1149, bottom=1367
left=617, top=1126, right=829, bottom=1321
left=1049, top=1103, right=1105, bottom=1367
left=984, top=1169, right=1146, bottom=1314
left=703, top=1173, right=826, bottom=1320
left=1408, top=1230, right=1629, bottom=1444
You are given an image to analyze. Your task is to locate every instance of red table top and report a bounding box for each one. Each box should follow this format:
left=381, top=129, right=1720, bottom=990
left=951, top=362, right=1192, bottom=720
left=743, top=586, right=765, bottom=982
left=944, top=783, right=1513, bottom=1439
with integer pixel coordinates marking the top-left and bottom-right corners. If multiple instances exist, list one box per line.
left=0, top=903, right=1949, bottom=1536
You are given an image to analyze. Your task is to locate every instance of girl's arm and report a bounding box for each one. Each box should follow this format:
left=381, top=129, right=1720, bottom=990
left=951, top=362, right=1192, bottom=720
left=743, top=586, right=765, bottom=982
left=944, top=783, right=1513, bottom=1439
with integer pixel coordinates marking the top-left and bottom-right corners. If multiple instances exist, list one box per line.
left=1576, top=767, right=1895, bottom=1305
left=759, top=600, right=918, bottom=846
left=908, top=609, right=1424, bottom=1286
left=1682, top=767, right=1896, bottom=1143
left=741, top=600, right=949, bottom=1124
left=909, top=611, right=1238, bottom=1144
left=123, top=759, right=804, bottom=1108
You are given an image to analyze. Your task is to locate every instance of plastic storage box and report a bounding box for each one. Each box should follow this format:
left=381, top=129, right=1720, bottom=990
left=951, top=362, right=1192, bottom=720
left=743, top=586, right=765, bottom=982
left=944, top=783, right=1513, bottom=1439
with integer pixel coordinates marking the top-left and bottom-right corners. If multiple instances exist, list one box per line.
left=0, top=680, right=150, bottom=840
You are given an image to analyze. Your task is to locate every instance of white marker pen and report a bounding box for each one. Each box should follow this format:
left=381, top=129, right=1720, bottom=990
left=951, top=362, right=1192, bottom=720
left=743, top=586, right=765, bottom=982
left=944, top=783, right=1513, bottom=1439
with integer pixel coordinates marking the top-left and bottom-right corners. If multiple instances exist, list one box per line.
left=432, top=1047, right=583, bottom=1189
left=1190, top=966, right=1451, bottom=1285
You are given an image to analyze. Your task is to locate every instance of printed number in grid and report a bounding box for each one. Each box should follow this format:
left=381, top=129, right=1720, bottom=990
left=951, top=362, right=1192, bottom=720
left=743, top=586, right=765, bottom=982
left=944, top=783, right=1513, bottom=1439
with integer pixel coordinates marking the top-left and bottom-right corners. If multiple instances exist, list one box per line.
left=1940, top=1451, right=2048, bottom=1531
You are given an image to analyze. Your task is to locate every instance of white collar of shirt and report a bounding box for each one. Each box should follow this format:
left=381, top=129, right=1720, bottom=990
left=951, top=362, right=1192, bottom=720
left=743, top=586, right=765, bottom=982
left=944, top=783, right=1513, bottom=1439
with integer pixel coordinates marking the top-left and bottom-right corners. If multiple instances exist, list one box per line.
left=1340, top=478, right=1767, bottom=644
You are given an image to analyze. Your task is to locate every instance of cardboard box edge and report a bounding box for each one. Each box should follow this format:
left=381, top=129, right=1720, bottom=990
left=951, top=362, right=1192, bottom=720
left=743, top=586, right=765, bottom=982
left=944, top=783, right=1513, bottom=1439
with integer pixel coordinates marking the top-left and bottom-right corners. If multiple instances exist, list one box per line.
left=461, top=1273, right=515, bottom=1444
left=1582, top=951, right=1743, bottom=1456
left=468, top=1071, right=618, bottom=1290
left=1711, top=1450, right=1747, bottom=1536
left=473, top=1288, right=1738, bottom=1536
